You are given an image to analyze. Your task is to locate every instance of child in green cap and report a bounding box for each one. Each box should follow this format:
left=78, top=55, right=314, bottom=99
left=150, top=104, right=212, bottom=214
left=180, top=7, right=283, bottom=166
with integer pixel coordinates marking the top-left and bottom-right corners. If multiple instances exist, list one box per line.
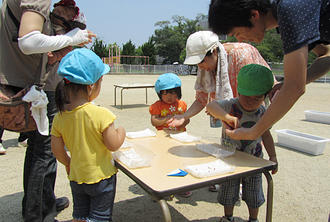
left=206, top=64, right=278, bottom=222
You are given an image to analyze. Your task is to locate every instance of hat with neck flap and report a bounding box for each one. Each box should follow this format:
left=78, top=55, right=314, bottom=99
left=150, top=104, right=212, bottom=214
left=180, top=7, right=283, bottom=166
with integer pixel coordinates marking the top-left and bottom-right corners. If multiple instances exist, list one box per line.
left=57, top=48, right=110, bottom=85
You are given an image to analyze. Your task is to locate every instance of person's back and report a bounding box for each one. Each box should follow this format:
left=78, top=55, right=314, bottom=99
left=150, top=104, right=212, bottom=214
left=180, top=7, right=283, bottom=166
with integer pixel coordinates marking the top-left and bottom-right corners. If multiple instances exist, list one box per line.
left=53, top=103, right=118, bottom=182
left=51, top=48, right=125, bottom=221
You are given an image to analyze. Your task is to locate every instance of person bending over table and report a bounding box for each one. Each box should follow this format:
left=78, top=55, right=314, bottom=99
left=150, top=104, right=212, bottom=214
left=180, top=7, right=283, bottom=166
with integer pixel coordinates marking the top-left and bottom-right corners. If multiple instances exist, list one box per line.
left=168, top=31, right=275, bottom=136
left=208, top=0, right=330, bottom=141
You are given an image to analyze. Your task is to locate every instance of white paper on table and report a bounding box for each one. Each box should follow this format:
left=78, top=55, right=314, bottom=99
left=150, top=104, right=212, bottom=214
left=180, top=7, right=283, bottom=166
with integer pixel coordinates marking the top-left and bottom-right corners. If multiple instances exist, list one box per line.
left=120, top=140, right=133, bottom=148
left=185, top=159, right=235, bottom=178
left=170, top=132, right=201, bottom=143
left=126, top=128, right=156, bottom=139
left=113, top=148, right=152, bottom=169
left=196, top=143, right=235, bottom=158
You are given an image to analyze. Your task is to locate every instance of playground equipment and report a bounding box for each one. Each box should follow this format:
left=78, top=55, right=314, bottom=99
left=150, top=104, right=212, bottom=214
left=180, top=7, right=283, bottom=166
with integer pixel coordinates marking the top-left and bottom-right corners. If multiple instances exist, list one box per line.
left=107, top=45, right=150, bottom=73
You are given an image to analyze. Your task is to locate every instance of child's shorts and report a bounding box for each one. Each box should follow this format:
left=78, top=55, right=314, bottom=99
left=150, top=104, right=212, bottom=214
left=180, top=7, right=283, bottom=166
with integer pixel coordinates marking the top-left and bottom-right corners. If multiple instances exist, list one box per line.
left=217, top=173, right=265, bottom=208
left=70, top=175, right=117, bottom=222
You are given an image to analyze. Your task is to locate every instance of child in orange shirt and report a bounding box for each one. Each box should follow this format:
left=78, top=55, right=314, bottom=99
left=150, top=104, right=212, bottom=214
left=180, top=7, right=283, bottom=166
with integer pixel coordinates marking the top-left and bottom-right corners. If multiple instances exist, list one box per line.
left=149, top=73, right=191, bottom=197
left=149, top=73, right=190, bottom=132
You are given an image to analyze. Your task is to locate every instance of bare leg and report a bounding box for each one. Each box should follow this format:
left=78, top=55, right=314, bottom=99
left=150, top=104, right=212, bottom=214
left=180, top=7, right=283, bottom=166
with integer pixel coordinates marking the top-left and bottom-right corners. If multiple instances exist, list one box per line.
left=248, top=207, right=259, bottom=221
left=224, top=205, right=234, bottom=217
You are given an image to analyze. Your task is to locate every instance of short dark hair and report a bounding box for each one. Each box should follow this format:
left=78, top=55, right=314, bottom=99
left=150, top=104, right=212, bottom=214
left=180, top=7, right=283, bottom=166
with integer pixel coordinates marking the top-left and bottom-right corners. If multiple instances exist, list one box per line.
left=208, top=0, right=271, bottom=34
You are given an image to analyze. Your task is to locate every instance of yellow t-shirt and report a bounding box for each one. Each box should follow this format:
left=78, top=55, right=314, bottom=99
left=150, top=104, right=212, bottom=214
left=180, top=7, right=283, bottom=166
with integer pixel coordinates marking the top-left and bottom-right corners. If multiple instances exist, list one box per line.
left=51, top=103, right=117, bottom=184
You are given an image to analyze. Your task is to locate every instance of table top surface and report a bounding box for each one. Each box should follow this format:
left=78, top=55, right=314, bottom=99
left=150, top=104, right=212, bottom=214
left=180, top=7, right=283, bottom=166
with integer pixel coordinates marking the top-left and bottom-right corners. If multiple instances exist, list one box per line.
left=115, top=130, right=276, bottom=198
left=114, top=83, right=154, bottom=88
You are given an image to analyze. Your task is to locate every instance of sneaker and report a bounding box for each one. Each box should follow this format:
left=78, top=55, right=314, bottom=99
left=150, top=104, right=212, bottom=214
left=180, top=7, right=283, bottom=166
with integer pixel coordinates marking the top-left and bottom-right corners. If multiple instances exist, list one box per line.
left=178, top=191, right=192, bottom=198
left=0, top=143, right=6, bottom=155
left=18, top=140, right=28, bottom=148
left=219, top=216, right=233, bottom=222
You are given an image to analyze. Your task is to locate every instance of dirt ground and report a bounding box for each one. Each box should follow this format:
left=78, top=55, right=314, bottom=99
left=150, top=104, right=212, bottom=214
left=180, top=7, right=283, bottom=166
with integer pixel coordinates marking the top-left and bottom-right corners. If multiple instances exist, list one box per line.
left=0, top=74, right=329, bottom=222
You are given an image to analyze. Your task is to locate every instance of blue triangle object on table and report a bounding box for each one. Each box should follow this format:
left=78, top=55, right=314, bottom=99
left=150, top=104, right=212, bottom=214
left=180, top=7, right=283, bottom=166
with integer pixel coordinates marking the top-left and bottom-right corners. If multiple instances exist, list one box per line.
left=167, top=169, right=188, bottom=177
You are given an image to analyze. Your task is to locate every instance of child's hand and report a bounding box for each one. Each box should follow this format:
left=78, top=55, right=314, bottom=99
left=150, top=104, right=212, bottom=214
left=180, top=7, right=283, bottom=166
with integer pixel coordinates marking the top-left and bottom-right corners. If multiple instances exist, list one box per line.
left=223, top=115, right=239, bottom=130
left=167, top=115, right=185, bottom=128
left=269, top=156, right=278, bottom=174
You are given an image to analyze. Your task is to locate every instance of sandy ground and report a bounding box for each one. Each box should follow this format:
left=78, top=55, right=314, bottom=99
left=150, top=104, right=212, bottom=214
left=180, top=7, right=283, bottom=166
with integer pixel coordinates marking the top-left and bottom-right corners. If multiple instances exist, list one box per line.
left=0, top=74, right=329, bottom=222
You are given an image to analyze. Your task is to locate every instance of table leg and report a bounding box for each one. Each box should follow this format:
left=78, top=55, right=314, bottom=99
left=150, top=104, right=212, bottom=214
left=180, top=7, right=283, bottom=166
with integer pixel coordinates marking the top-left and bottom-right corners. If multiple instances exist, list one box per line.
left=146, top=88, right=148, bottom=104
left=263, top=171, right=273, bottom=222
left=114, top=86, right=117, bottom=106
left=121, top=88, right=124, bottom=109
left=158, top=199, right=172, bottom=222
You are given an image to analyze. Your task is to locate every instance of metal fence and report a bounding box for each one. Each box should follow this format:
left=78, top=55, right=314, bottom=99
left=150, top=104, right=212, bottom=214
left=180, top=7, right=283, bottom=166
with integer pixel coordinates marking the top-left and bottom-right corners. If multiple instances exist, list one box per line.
left=106, top=62, right=330, bottom=83
left=106, top=63, right=197, bottom=75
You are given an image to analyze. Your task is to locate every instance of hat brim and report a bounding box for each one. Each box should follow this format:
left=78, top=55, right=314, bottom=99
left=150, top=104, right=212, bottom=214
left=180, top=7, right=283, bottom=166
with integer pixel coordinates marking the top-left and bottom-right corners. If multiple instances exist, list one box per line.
left=184, top=54, right=205, bottom=65
left=101, top=64, right=111, bottom=76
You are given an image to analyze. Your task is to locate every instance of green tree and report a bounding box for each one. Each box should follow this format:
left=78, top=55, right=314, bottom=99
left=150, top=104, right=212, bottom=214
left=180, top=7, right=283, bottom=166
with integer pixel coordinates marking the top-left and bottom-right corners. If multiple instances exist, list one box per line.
left=90, top=38, right=108, bottom=58
left=153, top=15, right=204, bottom=64
left=137, top=36, right=157, bottom=65
left=121, top=40, right=136, bottom=64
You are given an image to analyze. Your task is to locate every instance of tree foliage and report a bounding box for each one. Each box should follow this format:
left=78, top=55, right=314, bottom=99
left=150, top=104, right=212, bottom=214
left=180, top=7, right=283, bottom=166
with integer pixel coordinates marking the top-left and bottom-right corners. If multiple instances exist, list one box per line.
left=137, top=36, right=157, bottom=65
left=90, top=13, right=319, bottom=67
left=153, top=14, right=206, bottom=64
left=90, top=38, right=108, bottom=58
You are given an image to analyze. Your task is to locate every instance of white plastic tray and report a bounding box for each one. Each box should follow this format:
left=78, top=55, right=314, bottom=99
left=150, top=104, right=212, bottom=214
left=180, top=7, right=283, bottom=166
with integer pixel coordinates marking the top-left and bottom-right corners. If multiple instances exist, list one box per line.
left=275, top=129, right=330, bottom=155
left=304, top=110, right=330, bottom=124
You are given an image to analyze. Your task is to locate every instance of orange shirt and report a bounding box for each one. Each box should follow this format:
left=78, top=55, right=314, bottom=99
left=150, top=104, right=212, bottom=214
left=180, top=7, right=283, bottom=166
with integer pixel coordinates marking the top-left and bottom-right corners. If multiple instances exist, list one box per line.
left=149, top=100, right=187, bottom=131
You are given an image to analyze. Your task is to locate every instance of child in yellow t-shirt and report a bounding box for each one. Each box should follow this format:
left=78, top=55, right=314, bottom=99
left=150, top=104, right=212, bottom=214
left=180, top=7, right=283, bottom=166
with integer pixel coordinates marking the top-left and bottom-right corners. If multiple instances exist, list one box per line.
left=149, top=73, right=192, bottom=198
left=51, top=48, right=125, bottom=222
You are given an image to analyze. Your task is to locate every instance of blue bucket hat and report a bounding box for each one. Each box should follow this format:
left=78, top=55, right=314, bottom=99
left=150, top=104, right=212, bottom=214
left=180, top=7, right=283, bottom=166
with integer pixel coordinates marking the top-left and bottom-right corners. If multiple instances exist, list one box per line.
left=155, top=73, right=181, bottom=93
left=57, top=48, right=110, bottom=84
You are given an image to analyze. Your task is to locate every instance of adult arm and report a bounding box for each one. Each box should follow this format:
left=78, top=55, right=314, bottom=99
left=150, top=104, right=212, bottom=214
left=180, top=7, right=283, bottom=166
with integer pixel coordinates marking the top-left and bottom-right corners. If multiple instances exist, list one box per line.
left=269, top=44, right=330, bottom=100
left=226, top=46, right=308, bottom=140
left=306, top=44, right=330, bottom=83
left=18, top=11, right=95, bottom=55
left=167, top=99, right=205, bottom=127
left=103, top=123, right=126, bottom=152
left=261, top=130, right=278, bottom=174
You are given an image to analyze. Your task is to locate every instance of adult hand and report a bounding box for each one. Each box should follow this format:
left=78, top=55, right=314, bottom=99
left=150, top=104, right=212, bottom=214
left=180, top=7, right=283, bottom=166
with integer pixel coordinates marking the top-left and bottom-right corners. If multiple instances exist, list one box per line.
left=268, top=82, right=282, bottom=102
left=167, top=114, right=185, bottom=128
left=77, top=30, right=96, bottom=46
left=223, top=115, right=239, bottom=130
left=225, top=127, right=258, bottom=141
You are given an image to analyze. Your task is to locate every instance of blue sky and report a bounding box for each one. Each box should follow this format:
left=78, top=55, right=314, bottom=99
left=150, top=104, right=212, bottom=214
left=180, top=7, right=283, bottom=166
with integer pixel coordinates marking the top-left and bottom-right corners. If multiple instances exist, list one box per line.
left=1, top=1, right=210, bottom=46
left=73, top=0, right=210, bottom=47
left=57, top=0, right=210, bottom=47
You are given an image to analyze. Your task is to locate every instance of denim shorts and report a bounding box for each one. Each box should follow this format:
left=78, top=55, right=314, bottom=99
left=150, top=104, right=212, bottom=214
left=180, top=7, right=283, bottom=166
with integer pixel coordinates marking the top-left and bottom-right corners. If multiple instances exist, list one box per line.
left=70, top=174, right=117, bottom=222
left=217, top=173, right=265, bottom=208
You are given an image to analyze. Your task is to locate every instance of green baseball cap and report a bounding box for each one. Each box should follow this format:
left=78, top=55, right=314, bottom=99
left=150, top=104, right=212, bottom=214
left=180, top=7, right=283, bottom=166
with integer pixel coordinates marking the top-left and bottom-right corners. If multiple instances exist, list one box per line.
left=237, top=64, right=274, bottom=96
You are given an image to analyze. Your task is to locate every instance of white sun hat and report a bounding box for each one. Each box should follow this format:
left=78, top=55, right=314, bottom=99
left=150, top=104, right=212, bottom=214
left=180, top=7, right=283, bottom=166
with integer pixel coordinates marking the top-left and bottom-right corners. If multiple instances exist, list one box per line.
left=184, top=31, right=219, bottom=65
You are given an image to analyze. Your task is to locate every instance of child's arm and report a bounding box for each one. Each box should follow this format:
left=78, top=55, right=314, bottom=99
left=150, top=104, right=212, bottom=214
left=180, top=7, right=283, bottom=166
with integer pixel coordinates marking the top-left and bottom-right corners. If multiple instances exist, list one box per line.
left=51, top=135, right=71, bottom=175
left=151, top=115, right=173, bottom=127
left=262, top=130, right=278, bottom=174
left=206, top=100, right=239, bottom=129
left=103, top=123, right=126, bottom=152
